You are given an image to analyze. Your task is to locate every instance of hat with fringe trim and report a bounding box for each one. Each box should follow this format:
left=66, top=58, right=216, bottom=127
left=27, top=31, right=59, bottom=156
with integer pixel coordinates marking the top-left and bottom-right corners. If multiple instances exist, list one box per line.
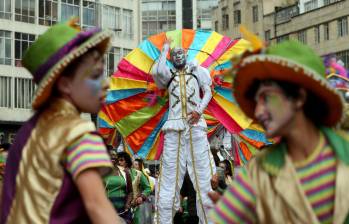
left=233, top=40, right=344, bottom=126
left=23, top=18, right=113, bottom=109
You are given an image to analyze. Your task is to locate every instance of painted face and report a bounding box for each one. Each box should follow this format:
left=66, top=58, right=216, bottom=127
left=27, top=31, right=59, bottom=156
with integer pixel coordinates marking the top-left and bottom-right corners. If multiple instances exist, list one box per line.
left=254, top=84, right=296, bottom=138
left=170, top=48, right=186, bottom=69
left=67, top=50, right=109, bottom=114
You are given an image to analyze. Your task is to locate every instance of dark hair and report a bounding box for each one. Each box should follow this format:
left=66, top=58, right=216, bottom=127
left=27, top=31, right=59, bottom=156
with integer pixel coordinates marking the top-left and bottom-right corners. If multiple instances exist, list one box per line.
left=135, top=158, right=144, bottom=169
left=219, top=160, right=233, bottom=177
left=0, top=143, right=11, bottom=151
left=117, top=152, right=133, bottom=168
left=246, top=79, right=329, bottom=125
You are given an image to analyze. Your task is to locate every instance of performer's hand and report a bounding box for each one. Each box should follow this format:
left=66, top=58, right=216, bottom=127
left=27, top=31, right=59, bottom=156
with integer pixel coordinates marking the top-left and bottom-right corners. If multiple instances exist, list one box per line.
left=208, top=191, right=221, bottom=204
left=164, top=37, right=172, bottom=46
left=188, top=111, right=200, bottom=125
left=210, top=174, right=219, bottom=190
left=178, top=206, right=184, bottom=213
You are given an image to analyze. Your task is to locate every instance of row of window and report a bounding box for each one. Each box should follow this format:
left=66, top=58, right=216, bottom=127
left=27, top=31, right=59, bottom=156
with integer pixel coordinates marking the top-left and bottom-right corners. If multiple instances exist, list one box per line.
left=304, top=0, right=343, bottom=12
left=0, top=29, right=131, bottom=75
left=273, top=17, right=348, bottom=43
left=0, top=0, right=134, bottom=38
left=219, top=5, right=258, bottom=31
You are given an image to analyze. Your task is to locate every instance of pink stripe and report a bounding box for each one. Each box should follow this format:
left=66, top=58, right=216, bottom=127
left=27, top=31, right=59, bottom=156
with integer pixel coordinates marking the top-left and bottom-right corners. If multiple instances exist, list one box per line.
left=72, top=158, right=111, bottom=175
left=201, top=37, right=237, bottom=68
left=207, top=99, right=243, bottom=134
left=114, top=59, right=154, bottom=82
left=68, top=150, right=107, bottom=169
left=318, top=210, right=334, bottom=221
left=298, top=151, right=334, bottom=171
left=214, top=205, right=237, bottom=223
left=67, top=139, right=104, bottom=152
left=312, top=194, right=335, bottom=208
left=300, top=166, right=336, bottom=183
left=235, top=172, right=255, bottom=196
left=228, top=185, right=255, bottom=212
left=305, top=180, right=335, bottom=196
left=221, top=196, right=254, bottom=223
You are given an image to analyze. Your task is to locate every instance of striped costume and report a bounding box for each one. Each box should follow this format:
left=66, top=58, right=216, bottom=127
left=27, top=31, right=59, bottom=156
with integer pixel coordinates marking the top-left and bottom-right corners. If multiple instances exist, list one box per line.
left=209, top=127, right=349, bottom=224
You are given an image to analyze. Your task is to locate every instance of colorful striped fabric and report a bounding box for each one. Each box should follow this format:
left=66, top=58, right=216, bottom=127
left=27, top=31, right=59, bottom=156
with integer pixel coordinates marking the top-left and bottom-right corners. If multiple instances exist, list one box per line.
left=294, top=136, right=336, bottom=224
left=209, top=168, right=257, bottom=224
left=98, top=29, right=273, bottom=161
left=65, top=133, right=112, bottom=179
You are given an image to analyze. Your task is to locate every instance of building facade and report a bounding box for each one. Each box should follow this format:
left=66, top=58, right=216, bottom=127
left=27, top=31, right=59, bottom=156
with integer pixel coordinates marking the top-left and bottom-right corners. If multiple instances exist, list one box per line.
left=141, top=0, right=218, bottom=39
left=212, top=0, right=349, bottom=68
left=0, top=0, right=141, bottom=144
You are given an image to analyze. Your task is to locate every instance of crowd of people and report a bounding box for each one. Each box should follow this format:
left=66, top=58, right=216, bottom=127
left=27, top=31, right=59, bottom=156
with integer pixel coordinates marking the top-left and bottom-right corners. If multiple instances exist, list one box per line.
left=1, top=18, right=349, bottom=224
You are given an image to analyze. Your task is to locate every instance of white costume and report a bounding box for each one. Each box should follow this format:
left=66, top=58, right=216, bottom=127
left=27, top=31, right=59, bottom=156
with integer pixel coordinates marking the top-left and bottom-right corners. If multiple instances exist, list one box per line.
left=152, top=43, right=216, bottom=224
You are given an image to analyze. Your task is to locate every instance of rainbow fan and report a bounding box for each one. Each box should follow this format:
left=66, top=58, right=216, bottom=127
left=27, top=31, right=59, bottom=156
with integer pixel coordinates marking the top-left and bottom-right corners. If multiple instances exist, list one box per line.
left=98, top=29, right=272, bottom=160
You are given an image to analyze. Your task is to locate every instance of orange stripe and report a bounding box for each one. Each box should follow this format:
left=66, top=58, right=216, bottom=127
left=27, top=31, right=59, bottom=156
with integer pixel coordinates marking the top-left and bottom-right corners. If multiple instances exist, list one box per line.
left=126, top=105, right=168, bottom=151
left=182, top=29, right=195, bottom=50
left=240, top=142, right=252, bottom=160
left=148, top=32, right=167, bottom=52
left=104, top=93, right=149, bottom=123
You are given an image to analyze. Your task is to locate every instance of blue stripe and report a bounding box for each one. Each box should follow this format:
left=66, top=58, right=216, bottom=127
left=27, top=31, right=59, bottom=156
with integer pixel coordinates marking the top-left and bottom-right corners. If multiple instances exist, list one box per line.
left=214, top=61, right=232, bottom=70
left=241, top=129, right=272, bottom=145
left=214, top=86, right=236, bottom=103
left=106, top=89, right=146, bottom=104
left=138, top=40, right=160, bottom=61
left=98, top=117, right=114, bottom=128
left=136, top=110, right=169, bottom=158
left=187, top=30, right=212, bottom=63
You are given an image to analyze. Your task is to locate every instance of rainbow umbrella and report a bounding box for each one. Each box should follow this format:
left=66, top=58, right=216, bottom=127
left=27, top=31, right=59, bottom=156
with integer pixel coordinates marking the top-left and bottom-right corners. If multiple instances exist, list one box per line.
left=98, top=29, right=272, bottom=160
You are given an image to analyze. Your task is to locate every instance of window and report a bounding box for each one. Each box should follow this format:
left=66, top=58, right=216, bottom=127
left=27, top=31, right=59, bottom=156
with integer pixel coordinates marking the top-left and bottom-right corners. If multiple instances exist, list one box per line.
left=324, top=22, right=329, bottom=40
left=276, top=35, right=289, bottom=43
left=61, top=0, right=80, bottom=22
left=14, top=77, right=36, bottom=109
left=336, top=50, right=349, bottom=70
left=214, top=21, right=218, bottom=31
left=0, top=30, right=11, bottom=65
left=15, top=0, right=35, bottom=23
left=222, top=14, right=229, bottom=30
left=0, top=76, right=11, bottom=108
left=265, top=30, right=271, bottom=41
left=314, top=25, right=320, bottom=44
left=102, top=5, right=121, bottom=35
left=252, top=5, right=258, bottom=23
left=304, top=0, right=318, bottom=12
left=298, top=30, right=307, bottom=44
left=39, top=0, right=58, bottom=26
left=82, top=1, right=96, bottom=29
left=0, top=0, right=11, bottom=20
left=15, top=32, right=35, bottom=67
left=123, top=49, right=132, bottom=57
left=324, top=0, right=341, bottom=5
left=123, top=9, right=133, bottom=39
left=338, top=17, right=348, bottom=37
left=105, top=47, right=121, bottom=77
left=233, top=10, right=241, bottom=25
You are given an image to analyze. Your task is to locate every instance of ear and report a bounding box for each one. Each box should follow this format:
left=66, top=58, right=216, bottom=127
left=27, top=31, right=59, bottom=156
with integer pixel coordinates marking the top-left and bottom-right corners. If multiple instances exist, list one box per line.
left=295, top=88, right=307, bottom=109
left=56, top=76, right=72, bottom=96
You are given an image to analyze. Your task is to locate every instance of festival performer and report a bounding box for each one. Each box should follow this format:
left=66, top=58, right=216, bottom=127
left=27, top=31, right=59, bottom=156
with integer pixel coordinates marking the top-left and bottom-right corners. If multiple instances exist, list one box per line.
left=209, top=40, right=349, bottom=223
left=0, top=20, right=122, bottom=223
left=152, top=39, right=216, bottom=224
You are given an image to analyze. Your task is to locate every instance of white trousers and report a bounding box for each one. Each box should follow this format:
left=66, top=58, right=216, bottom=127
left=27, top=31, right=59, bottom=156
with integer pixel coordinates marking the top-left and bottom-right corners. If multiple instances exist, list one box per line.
left=156, top=127, right=216, bottom=224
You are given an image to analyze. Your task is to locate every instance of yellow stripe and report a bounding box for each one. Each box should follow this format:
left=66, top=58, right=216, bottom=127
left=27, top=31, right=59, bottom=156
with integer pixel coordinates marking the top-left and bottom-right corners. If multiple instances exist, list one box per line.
left=110, top=77, right=148, bottom=90
left=214, top=93, right=253, bottom=129
left=98, top=110, right=114, bottom=126
left=216, top=39, right=252, bottom=65
left=125, top=48, right=154, bottom=74
left=166, top=30, right=182, bottom=48
left=195, top=32, right=223, bottom=64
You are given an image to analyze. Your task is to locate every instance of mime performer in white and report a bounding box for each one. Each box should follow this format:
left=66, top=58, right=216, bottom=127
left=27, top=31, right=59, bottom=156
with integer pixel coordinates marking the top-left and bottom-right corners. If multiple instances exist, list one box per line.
left=152, top=39, right=216, bottom=224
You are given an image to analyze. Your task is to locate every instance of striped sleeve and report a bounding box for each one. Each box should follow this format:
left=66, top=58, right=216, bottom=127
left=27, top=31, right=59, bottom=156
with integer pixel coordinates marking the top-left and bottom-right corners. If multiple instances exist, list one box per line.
left=64, top=132, right=113, bottom=179
left=209, top=168, right=257, bottom=224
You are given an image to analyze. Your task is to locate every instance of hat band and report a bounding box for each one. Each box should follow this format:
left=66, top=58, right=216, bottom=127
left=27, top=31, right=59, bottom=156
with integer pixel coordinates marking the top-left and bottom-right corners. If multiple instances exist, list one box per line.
left=33, top=27, right=101, bottom=84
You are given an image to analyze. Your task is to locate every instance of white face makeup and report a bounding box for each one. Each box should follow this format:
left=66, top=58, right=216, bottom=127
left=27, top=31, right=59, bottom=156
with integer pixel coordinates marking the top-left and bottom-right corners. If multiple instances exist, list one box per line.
left=170, top=48, right=186, bottom=69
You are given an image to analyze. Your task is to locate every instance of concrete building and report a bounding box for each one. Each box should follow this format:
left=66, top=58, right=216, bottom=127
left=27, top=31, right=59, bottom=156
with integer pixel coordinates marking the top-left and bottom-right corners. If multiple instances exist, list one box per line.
left=0, top=0, right=142, bottom=144
left=141, top=0, right=218, bottom=39
left=212, top=0, right=349, bottom=68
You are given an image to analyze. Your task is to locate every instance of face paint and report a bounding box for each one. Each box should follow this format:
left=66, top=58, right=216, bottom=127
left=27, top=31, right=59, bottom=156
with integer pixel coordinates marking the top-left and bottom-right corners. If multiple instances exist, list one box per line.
left=171, top=48, right=186, bottom=69
left=85, top=74, right=104, bottom=97
left=255, top=86, right=296, bottom=137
